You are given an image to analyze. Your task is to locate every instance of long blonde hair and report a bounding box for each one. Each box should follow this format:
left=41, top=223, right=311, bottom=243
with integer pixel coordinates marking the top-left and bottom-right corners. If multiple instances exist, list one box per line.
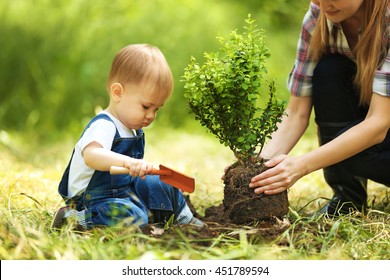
left=309, top=0, right=389, bottom=105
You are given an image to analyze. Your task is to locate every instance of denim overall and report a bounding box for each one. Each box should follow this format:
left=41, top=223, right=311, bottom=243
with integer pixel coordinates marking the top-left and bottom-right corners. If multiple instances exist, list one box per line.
left=58, top=114, right=188, bottom=228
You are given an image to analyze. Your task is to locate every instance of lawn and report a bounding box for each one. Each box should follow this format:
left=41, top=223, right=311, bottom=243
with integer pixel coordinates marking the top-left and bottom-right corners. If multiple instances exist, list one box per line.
left=0, top=126, right=389, bottom=260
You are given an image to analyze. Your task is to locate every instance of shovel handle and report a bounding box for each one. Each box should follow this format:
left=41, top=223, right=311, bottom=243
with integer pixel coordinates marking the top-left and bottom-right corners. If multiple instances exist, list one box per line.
left=110, top=166, right=172, bottom=176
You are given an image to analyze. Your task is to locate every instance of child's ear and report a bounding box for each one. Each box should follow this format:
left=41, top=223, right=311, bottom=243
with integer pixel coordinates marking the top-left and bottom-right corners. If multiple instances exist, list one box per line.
left=110, top=83, right=124, bottom=101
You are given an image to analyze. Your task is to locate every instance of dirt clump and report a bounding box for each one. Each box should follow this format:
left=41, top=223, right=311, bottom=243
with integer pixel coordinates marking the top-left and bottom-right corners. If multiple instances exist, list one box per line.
left=222, top=157, right=289, bottom=224
left=198, top=158, right=290, bottom=242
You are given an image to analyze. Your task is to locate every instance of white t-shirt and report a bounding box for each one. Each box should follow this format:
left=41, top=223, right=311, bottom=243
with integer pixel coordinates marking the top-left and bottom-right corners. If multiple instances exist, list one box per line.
left=67, top=111, right=136, bottom=197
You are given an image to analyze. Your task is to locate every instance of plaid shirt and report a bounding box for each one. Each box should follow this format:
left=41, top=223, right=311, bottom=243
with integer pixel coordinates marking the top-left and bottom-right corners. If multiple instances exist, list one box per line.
left=288, top=3, right=390, bottom=97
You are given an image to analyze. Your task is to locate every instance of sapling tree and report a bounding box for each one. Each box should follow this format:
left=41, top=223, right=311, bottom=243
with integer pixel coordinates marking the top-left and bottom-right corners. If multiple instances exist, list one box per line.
left=182, top=16, right=285, bottom=161
left=182, top=16, right=288, bottom=224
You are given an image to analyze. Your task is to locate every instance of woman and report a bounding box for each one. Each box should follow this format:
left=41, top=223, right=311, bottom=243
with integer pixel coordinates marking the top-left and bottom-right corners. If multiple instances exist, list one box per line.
left=249, top=0, right=390, bottom=215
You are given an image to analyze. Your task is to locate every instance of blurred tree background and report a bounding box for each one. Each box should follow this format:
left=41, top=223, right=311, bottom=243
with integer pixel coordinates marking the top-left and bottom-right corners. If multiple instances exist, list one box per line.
left=0, top=0, right=308, bottom=141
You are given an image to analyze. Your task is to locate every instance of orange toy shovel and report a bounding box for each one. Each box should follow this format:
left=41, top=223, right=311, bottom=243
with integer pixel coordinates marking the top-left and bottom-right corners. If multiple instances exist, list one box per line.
left=110, top=164, right=195, bottom=193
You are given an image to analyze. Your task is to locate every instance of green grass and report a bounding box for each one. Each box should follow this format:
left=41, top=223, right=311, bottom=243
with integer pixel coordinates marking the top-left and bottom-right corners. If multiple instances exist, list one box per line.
left=0, top=127, right=389, bottom=260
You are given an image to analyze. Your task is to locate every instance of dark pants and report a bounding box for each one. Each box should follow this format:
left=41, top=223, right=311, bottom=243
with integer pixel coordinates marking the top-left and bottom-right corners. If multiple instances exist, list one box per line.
left=311, top=54, right=390, bottom=210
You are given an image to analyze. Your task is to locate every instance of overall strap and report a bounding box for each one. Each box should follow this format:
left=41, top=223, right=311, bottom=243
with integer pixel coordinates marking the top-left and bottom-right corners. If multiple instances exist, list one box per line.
left=58, top=113, right=119, bottom=199
left=58, top=113, right=144, bottom=200
left=83, top=113, right=120, bottom=139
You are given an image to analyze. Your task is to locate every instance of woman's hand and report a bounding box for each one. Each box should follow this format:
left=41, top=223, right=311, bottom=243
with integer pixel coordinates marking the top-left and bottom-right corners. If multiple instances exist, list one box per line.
left=221, top=164, right=233, bottom=181
left=249, top=154, right=305, bottom=195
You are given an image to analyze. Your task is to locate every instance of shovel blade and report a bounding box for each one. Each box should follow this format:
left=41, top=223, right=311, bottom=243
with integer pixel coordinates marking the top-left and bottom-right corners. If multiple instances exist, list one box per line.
left=157, top=164, right=195, bottom=193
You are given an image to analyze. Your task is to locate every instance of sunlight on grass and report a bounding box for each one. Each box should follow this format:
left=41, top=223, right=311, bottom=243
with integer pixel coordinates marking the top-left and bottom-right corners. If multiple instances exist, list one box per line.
left=0, top=129, right=389, bottom=260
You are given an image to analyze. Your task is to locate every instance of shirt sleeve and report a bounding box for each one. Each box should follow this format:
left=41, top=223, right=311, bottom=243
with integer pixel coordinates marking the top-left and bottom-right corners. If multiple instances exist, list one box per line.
left=287, top=2, right=320, bottom=97
left=78, top=119, right=117, bottom=152
left=372, top=7, right=390, bottom=97
left=373, top=47, right=390, bottom=97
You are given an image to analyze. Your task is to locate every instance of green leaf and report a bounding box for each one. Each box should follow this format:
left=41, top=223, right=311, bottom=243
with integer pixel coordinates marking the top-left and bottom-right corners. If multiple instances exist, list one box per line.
left=182, top=15, right=285, bottom=159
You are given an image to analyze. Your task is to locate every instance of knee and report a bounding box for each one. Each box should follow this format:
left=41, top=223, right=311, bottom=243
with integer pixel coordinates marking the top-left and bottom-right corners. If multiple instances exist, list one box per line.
left=312, top=54, right=357, bottom=100
left=311, top=54, right=365, bottom=123
left=123, top=206, right=148, bottom=227
left=313, top=54, right=356, bottom=82
left=91, top=200, right=149, bottom=227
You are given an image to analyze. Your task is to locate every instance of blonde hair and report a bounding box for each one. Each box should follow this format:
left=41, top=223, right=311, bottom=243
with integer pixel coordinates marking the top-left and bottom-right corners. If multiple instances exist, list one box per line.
left=308, top=0, right=389, bottom=105
left=107, top=44, right=174, bottom=97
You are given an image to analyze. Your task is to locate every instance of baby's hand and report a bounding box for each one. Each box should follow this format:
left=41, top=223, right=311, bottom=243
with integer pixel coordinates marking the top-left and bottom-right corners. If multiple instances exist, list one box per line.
left=123, top=158, right=153, bottom=179
left=221, top=164, right=231, bottom=181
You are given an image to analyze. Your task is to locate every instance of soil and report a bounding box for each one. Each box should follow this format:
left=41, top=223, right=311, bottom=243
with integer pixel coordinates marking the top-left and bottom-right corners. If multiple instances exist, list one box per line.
left=141, top=157, right=291, bottom=245
left=222, top=157, right=289, bottom=224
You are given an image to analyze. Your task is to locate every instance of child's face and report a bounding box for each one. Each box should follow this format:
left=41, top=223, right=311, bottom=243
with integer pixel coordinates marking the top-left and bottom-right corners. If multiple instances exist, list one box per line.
left=114, top=82, right=169, bottom=130
left=317, top=0, right=365, bottom=23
